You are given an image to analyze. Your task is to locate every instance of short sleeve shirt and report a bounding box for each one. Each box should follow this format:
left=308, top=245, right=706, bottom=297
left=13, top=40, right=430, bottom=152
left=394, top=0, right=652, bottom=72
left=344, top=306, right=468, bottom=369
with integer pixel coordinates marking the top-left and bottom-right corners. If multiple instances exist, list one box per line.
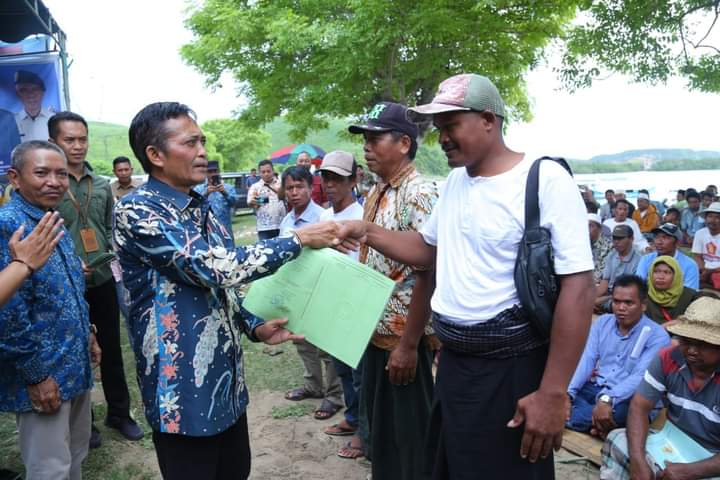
left=637, top=346, right=720, bottom=452
left=361, top=165, right=438, bottom=341
left=692, top=227, right=720, bottom=270
left=421, top=154, right=593, bottom=323
left=248, top=179, right=286, bottom=231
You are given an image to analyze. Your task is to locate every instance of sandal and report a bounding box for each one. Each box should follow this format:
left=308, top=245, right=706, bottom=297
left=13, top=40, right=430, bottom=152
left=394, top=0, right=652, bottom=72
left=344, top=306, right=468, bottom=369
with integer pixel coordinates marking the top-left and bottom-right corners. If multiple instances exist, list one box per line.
left=337, top=440, right=364, bottom=459
left=285, top=387, right=323, bottom=402
left=314, top=399, right=342, bottom=420
left=324, top=421, right=357, bottom=436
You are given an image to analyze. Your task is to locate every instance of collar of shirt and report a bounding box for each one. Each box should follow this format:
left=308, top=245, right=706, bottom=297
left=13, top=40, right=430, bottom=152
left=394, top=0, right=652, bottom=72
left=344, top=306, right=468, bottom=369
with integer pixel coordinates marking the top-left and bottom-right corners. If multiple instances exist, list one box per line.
left=612, top=313, right=649, bottom=339
left=13, top=191, right=50, bottom=221
left=288, top=200, right=322, bottom=225
left=17, top=108, right=52, bottom=122
left=146, top=176, right=204, bottom=211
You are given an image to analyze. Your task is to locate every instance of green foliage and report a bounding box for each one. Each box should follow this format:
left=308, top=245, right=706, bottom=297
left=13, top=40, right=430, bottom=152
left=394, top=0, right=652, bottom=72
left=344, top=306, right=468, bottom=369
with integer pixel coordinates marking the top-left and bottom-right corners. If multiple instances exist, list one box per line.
left=182, top=0, right=578, bottom=138
left=201, top=118, right=271, bottom=171
left=86, top=121, right=136, bottom=176
left=561, top=1, right=720, bottom=93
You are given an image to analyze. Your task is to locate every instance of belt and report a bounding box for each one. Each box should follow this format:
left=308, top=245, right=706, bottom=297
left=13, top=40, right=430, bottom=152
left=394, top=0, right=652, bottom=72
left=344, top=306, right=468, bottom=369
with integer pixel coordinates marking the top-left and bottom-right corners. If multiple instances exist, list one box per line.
left=432, top=305, right=548, bottom=359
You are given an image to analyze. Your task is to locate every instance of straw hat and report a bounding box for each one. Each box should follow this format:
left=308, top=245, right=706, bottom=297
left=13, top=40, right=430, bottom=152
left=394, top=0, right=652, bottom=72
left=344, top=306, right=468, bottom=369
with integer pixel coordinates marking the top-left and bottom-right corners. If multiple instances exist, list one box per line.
left=666, top=297, right=720, bottom=346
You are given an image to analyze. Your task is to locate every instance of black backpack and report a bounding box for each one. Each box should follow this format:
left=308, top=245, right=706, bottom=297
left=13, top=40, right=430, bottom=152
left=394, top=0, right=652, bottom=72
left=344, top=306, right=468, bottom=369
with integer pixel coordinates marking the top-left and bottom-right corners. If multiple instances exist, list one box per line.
left=514, top=156, right=573, bottom=339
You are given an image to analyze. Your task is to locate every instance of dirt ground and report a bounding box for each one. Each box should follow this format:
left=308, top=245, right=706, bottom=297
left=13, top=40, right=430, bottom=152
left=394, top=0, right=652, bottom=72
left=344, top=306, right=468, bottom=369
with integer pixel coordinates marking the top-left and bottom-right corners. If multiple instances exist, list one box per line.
left=247, top=390, right=599, bottom=479
left=102, top=389, right=599, bottom=480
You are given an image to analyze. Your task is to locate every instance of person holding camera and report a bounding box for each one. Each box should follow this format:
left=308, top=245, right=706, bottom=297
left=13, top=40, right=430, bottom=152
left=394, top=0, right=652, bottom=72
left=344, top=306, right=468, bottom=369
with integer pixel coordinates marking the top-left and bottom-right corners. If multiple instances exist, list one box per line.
left=248, top=159, right=286, bottom=240
left=194, top=160, right=242, bottom=243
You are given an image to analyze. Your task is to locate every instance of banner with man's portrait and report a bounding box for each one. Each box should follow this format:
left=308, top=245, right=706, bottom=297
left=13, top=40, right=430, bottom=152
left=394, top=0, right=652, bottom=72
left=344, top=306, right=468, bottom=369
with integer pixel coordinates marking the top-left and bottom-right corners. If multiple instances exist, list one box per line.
left=0, top=49, right=65, bottom=175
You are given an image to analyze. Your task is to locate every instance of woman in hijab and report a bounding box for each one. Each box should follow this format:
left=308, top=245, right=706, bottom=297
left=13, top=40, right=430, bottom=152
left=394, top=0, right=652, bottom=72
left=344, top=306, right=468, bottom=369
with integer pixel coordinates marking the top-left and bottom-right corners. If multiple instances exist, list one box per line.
left=646, top=255, right=699, bottom=324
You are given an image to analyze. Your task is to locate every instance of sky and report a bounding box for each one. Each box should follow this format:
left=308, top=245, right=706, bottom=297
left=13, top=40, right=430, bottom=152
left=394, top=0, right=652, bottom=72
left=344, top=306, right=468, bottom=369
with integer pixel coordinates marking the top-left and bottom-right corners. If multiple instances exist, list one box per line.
left=42, top=0, right=720, bottom=160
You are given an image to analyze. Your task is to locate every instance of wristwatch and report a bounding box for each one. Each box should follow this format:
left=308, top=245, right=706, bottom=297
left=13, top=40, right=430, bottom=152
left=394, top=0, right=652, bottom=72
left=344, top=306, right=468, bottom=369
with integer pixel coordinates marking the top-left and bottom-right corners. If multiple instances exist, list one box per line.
left=599, top=394, right=613, bottom=405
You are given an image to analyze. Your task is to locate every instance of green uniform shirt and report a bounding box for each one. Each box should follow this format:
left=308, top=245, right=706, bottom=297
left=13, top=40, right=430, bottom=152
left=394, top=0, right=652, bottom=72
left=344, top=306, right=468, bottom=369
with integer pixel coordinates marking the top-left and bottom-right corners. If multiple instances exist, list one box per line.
left=57, top=163, right=114, bottom=288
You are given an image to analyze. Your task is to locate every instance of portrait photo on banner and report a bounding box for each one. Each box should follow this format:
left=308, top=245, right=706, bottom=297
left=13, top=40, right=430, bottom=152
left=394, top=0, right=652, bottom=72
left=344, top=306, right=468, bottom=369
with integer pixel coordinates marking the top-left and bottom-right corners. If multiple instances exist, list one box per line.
left=0, top=51, right=64, bottom=175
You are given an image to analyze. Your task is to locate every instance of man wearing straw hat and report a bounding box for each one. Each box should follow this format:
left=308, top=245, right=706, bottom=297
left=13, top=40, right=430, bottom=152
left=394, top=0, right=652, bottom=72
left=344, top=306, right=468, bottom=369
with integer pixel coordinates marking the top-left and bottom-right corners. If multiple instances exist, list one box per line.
left=601, top=296, right=720, bottom=479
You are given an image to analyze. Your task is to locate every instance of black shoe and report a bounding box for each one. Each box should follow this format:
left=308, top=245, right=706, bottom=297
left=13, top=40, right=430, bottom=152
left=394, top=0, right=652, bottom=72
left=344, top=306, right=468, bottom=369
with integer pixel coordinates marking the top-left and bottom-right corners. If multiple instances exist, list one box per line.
left=105, top=416, right=144, bottom=441
left=89, top=424, right=102, bottom=449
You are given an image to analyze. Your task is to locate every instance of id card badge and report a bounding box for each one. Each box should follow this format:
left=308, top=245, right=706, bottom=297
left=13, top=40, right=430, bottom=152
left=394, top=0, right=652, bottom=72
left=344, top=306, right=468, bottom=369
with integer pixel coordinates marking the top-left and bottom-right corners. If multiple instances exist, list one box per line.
left=79, top=228, right=100, bottom=253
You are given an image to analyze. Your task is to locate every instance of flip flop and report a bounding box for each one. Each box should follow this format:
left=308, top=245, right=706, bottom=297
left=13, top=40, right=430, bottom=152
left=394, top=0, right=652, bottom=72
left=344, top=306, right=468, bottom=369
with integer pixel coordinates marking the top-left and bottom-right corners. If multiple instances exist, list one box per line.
left=314, top=399, right=341, bottom=420
left=324, top=422, right=357, bottom=436
left=337, top=441, right=365, bottom=459
left=285, top=387, right=323, bottom=402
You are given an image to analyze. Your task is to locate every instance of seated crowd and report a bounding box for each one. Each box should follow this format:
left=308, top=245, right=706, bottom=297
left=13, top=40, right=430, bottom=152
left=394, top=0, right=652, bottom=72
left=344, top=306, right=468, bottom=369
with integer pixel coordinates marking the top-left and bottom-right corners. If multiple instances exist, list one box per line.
left=583, top=187, right=720, bottom=478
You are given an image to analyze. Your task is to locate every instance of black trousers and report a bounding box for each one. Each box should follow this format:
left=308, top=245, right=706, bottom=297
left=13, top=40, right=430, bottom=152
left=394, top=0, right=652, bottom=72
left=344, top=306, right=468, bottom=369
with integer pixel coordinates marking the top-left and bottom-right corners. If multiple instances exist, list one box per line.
left=152, top=414, right=251, bottom=480
left=85, top=278, right=131, bottom=420
left=361, top=344, right=434, bottom=480
left=427, top=347, right=554, bottom=480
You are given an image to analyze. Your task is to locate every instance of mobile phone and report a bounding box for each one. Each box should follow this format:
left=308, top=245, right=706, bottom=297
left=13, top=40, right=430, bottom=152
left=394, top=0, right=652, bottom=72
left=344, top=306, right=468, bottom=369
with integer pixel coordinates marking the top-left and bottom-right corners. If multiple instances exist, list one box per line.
left=210, top=174, right=221, bottom=186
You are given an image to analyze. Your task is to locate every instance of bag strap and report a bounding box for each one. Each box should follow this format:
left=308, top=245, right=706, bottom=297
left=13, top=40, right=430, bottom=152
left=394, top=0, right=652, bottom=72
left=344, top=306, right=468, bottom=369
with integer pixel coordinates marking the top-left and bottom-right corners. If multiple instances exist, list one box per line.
left=524, top=156, right=573, bottom=229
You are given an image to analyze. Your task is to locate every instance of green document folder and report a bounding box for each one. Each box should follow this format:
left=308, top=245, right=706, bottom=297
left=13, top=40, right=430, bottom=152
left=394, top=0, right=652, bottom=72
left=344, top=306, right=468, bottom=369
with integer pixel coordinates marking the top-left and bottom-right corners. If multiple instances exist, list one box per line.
left=242, top=248, right=395, bottom=368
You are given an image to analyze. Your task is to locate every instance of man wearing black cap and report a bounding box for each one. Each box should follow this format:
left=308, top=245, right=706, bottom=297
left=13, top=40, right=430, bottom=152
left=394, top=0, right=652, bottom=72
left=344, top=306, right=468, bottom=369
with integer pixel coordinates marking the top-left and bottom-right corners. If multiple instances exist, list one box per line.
left=194, top=160, right=241, bottom=243
left=347, top=102, right=439, bottom=479
left=14, top=70, right=54, bottom=142
left=341, top=75, right=594, bottom=479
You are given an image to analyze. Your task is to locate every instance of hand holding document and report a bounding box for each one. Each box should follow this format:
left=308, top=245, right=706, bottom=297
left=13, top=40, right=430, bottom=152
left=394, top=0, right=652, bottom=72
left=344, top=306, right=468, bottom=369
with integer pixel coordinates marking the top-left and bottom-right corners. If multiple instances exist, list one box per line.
left=242, top=248, right=395, bottom=368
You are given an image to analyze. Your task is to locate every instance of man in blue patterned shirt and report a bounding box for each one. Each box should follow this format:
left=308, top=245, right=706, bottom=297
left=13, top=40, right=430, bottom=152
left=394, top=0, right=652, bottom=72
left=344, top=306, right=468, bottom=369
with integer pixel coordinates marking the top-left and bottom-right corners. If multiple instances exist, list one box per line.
left=0, top=140, right=101, bottom=480
left=115, top=102, right=344, bottom=480
left=194, top=160, right=242, bottom=243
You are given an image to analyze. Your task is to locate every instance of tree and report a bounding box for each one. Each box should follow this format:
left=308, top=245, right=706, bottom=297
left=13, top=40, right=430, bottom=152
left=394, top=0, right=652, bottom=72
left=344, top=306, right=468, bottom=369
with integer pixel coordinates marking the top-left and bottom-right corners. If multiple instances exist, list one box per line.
left=560, top=0, right=720, bottom=93
left=201, top=119, right=271, bottom=171
left=182, top=0, right=578, bottom=139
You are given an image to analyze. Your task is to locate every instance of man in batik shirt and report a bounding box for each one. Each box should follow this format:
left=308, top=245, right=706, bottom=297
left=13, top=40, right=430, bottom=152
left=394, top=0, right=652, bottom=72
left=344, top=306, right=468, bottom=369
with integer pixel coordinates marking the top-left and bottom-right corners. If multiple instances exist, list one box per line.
left=347, top=102, right=438, bottom=479
left=115, top=102, right=344, bottom=480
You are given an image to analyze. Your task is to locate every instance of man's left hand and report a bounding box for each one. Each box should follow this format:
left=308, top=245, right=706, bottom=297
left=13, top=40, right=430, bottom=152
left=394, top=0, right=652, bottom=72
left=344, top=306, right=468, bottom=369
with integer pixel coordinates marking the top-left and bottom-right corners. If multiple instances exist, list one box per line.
left=89, top=333, right=102, bottom=367
left=658, top=461, right=697, bottom=480
left=591, top=400, right=616, bottom=436
left=386, top=343, right=417, bottom=386
left=256, top=318, right=304, bottom=345
left=508, top=389, right=568, bottom=463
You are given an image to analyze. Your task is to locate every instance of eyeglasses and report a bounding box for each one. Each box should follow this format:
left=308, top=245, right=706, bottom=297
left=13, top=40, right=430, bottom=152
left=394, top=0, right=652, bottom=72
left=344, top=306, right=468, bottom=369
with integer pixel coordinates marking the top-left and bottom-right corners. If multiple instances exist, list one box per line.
left=612, top=236, right=629, bottom=240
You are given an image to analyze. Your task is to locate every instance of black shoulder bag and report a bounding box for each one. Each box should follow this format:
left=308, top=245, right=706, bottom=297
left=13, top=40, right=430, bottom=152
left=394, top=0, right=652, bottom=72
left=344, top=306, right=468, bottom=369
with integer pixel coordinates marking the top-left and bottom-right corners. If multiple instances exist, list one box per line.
left=514, top=156, right=573, bottom=339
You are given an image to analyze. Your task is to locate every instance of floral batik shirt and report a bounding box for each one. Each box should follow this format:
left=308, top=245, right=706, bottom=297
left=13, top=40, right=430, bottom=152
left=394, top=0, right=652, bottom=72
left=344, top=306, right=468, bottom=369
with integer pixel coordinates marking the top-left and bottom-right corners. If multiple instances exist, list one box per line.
left=0, top=193, right=92, bottom=413
left=360, top=164, right=439, bottom=350
left=114, top=177, right=301, bottom=436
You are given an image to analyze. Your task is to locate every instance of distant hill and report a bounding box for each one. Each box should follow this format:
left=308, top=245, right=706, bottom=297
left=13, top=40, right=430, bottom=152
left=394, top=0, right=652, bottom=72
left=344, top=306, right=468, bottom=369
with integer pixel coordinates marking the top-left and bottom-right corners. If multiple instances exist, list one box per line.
left=587, top=149, right=720, bottom=163
left=86, top=121, right=135, bottom=176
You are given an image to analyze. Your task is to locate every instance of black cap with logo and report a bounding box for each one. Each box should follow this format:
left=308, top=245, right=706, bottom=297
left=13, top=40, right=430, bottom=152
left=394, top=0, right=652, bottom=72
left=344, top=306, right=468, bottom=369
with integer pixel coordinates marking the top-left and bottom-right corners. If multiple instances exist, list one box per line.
left=348, top=102, right=419, bottom=140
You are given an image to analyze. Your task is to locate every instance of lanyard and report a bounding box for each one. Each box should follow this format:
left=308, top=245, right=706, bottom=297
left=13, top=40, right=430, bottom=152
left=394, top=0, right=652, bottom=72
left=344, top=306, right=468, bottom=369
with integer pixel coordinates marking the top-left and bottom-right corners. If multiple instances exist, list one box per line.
left=66, top=178, right=93, bottom=226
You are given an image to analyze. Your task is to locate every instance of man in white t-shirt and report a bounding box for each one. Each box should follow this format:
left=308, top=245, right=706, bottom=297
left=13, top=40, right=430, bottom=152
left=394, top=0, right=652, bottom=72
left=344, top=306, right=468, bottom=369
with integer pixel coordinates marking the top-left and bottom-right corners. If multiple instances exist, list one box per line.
left=316, top=151, right=366, bottom=457
left=692, top=202, right=720, bottom=289
left=341, top=74, right=594, bottom=479
left=603, top=199, right=649, bottom=252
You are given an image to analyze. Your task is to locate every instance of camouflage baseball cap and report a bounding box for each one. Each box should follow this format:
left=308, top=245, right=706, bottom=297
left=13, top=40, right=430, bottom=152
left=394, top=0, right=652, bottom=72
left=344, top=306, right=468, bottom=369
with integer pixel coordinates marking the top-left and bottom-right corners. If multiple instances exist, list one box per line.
left=407, top=74, right=505, bottom=122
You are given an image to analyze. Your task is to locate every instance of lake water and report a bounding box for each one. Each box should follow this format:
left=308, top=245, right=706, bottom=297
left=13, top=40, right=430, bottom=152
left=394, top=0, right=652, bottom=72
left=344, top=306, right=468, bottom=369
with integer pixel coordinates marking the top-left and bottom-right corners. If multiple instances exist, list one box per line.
left=574, top=169, right=720, bottom=204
